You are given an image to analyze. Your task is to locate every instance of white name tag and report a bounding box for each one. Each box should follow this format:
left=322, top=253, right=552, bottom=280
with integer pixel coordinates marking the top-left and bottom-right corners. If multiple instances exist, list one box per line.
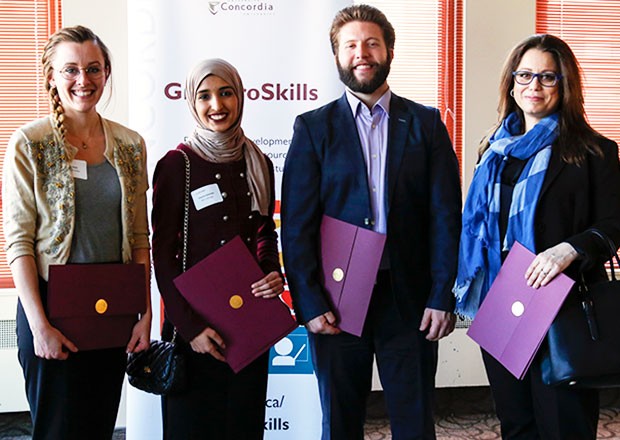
left=191, top=183, right=224, bottom=210
left=71, top=160, right=88, bottom=180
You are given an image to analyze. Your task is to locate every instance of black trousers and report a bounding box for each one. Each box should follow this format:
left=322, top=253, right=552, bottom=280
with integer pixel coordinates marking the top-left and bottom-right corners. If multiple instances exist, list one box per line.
left=162, top=339, right=269, bottom=440
left=309, top=271, right=438, bottom=440
left=482, top=349, right=599, bottom=440
left=16, top=299, right=126, bottom=440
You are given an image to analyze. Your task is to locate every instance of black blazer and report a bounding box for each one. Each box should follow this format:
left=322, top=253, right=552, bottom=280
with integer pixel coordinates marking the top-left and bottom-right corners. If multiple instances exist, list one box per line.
left=281, top=93, right=462, bottom=324
left=533, top=137, right=620, bottom=283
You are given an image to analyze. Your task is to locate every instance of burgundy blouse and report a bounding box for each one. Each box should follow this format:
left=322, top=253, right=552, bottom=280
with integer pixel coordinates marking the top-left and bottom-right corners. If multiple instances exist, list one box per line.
left=152, top=144, right=280, bottom=341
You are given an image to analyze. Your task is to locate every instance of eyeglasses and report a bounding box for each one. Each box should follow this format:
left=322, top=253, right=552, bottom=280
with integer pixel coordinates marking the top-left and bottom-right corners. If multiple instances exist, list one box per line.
left=57, top=65, right=105, bottom=81
left=512, top=70, right=563, bottom=87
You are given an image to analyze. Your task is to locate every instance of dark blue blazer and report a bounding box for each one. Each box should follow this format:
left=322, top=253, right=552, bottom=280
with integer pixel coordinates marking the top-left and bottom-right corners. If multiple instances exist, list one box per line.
left=281, top=93, right=462, bottom=324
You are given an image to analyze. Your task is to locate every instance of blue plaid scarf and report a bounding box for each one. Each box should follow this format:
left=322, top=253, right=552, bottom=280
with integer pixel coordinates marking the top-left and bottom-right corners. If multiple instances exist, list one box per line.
left=453, top=112, right=559, bottom=318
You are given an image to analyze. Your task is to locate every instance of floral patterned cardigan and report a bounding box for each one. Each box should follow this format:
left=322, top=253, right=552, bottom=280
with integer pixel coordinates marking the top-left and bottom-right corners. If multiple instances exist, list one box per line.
left=2, top=115, right=150, bottom=280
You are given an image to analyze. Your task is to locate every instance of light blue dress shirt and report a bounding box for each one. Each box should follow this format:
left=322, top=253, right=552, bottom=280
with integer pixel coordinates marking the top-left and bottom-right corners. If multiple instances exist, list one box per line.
left=345, top=89, right=391, bottom=235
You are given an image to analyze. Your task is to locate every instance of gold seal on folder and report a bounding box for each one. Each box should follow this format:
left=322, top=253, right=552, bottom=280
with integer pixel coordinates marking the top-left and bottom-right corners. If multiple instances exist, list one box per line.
left=332, top=268, right=344, bottom=282
left=229, top=295, right=244, bottom=309
left=95, top=299, right=108, bottom=314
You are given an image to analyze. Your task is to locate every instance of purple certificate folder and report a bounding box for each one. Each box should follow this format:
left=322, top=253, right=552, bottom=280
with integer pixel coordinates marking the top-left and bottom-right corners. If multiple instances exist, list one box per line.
left=47, top=263, right=147, bottom=351
left=173, top=236, right=297, bottom=373
left=319, top=215, right=387, bottom=336
left=467, top=241, right=575, bottom=379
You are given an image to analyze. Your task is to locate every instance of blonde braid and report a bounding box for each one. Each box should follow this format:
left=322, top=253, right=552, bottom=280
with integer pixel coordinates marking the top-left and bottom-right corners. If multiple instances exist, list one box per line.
left=49, top=86, right=66, bottom=143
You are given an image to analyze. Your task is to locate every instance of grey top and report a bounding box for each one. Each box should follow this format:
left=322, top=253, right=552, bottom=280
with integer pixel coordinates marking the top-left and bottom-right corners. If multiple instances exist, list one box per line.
left=68, top=160, right=122, bottom=263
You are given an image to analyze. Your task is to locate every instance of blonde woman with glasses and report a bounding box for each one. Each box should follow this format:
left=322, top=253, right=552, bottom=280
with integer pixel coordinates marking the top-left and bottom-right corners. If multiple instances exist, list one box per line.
left=2, top=25, right=151, bottom=439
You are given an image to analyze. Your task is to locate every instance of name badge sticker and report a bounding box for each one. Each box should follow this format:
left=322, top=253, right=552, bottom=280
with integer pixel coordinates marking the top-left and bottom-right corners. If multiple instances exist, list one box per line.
left=71, top=159, right=88, bottom=180
left=191, top=183, right=224, bottom=210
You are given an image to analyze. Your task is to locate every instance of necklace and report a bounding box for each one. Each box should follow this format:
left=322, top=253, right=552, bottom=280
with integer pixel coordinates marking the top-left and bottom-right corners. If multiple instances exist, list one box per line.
left=66, top=122, right=102, bottom=150
left=66, top=134, right=91, bottom=150
left=64, top=114, right=104, bottom=150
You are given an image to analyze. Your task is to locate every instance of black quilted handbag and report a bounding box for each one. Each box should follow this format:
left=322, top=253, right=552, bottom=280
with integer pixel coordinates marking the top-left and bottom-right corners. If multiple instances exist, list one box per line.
left=127, top=149, right=191, bottom=395
left=127, top=339, right=186, bottom=395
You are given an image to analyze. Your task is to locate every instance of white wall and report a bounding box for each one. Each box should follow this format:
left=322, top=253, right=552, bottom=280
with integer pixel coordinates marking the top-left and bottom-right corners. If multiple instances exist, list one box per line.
left=462, top=0, right=535, bottom=192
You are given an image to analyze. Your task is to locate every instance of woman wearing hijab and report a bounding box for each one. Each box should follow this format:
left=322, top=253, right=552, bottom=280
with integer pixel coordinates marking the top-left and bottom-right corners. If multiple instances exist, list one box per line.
left=152, top=58, right=284, bottom=439
left=454, top=34, right=620, bottom=439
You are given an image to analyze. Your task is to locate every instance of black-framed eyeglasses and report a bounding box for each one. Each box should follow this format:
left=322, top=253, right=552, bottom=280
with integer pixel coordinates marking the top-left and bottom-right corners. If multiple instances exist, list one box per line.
left=512, top=70, right=563, bottom=87
left=57, top=65, right=105, bottom=81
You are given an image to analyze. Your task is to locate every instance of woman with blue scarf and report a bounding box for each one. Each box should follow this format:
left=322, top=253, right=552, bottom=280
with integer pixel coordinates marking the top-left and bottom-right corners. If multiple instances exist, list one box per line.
left=454, top=34, right=620, bottom=439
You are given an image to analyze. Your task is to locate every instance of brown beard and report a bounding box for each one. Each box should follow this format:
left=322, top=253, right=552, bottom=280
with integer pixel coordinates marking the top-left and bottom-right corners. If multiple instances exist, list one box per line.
left=337, top=56, right=391, bottom=94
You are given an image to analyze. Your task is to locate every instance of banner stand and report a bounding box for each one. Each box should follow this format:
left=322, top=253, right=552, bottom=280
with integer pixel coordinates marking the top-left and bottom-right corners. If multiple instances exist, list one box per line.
left=127, top=1, right=350, bottom=438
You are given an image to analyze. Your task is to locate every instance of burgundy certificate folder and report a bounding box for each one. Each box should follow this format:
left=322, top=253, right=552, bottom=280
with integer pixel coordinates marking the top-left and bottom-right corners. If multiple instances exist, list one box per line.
left=47, top=263, right=147, bottom=351
left=319, top=215, right=387, bottom=337
left=467, top=242, right=574, bottom=379
left=173, top=236, right=296, bottom=373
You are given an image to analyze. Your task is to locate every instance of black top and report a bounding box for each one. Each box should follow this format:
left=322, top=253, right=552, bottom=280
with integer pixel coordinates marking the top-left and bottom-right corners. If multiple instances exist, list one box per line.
left=500, top=157, right=527, bottom=261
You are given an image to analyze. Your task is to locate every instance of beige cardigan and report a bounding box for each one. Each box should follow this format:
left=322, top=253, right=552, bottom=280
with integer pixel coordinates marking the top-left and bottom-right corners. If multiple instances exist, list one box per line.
left=2, top=116, right=150, bottom=280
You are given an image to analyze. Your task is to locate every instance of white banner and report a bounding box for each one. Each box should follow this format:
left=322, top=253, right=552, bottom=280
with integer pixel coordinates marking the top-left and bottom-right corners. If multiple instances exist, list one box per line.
left=126, top=1, right=350, bottom=438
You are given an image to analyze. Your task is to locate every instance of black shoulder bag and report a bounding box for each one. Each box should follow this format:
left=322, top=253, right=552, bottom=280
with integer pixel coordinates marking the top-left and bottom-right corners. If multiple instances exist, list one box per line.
left=541, top=229, right=620, bottom=388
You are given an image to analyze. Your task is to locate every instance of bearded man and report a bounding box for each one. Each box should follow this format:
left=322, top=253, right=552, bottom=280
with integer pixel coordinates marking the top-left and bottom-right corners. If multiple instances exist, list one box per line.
left=281, top=5, right=462, bottom=440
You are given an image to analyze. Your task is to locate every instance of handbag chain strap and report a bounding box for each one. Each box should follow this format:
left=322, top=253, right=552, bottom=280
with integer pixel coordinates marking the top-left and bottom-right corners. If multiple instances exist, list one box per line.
left=180, top=149, right=190, bottom=273
left=170, top=149, right=191, bottom=344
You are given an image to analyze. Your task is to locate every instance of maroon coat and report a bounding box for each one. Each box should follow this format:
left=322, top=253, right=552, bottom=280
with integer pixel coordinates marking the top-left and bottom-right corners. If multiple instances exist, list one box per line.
left=152, top=143, right=280, bottom=341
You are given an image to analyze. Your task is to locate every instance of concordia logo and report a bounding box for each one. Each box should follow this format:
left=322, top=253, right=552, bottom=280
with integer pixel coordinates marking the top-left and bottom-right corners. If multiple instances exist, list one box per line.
left=208, top=2, right=219, bottom=15
left=207, top=0, right=275, bottom=16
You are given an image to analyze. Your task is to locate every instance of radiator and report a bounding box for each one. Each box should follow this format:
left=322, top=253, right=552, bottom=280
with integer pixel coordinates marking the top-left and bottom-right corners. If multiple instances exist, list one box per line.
left=0, top=290, right=28, bottom=413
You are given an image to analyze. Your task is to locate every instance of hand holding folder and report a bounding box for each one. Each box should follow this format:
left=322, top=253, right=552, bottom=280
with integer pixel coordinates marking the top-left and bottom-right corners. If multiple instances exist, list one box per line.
left=47, top=263, right=147, bottom=351
left=319, top=215, right=386, bottom=337
left=173, top=236, right=297, bottom=373
left=467, top=242, right=574, bottom=379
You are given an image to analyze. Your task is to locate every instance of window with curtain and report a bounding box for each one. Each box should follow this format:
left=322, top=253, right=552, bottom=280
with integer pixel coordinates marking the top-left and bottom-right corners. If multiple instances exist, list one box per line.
left=536, top=0, right=620, bottom=147
left=354, top=0, right=463, bottom=162
left=0, top=1, right=62, bottom=288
